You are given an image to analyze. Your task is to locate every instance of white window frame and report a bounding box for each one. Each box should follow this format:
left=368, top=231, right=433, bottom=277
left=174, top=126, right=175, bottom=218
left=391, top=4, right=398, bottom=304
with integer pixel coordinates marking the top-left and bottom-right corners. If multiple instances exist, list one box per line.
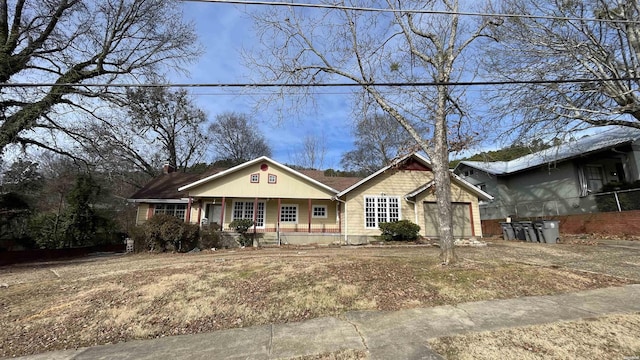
left=280, top=204, right=298, bottom=223
left=364, top=195, right=401, bottom=229
left=585, top=165, right=605, bottom=192
left=268, top=174, right=277, bottom=184
left=154, top=203, right=187, bottom=220
left=312, top=205, right=327, bottom=218
left=231, top=201, right=265, bottom=228
left=250, top=173, right=260, bottom=183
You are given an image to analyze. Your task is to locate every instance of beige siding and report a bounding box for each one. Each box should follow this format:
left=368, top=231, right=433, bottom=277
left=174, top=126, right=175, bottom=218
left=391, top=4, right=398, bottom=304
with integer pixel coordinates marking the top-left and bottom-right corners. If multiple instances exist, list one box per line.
left=343, top=169, right=484, bottom=239
left=188, top=161, right=335, bottom=199
left=217, top=198, right=339, bottom=232
left=188, top=201, right=202, bottom=225
left=136, top=203, right=150, bottom=225
left=344, top=170, right=434, bottom=237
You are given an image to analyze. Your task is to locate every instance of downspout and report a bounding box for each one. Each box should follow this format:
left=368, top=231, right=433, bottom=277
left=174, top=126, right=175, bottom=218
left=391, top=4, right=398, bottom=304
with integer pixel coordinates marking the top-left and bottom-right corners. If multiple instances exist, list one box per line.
left=332, top=196, right=347, bottom=245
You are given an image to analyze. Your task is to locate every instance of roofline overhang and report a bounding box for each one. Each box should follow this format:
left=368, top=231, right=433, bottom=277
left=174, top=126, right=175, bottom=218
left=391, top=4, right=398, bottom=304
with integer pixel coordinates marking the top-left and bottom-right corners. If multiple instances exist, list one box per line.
left=337, top=153, right=432, bottom=197
left=177, top=156, right=339, bottom=194
left=127, top=198, right=189, bottom=204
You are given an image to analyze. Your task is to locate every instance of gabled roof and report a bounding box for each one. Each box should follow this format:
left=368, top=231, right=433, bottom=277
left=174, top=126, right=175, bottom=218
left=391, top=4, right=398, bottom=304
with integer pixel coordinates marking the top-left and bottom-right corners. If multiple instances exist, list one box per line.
left=457, top=126, right=640, bottom=176
left=402, top=172, right=494, bottom=201
left=337, top=153, right=433, bottom=197
left=178, top=156, right=343, bottom=194
left=129, top=167, right=223, bottom=202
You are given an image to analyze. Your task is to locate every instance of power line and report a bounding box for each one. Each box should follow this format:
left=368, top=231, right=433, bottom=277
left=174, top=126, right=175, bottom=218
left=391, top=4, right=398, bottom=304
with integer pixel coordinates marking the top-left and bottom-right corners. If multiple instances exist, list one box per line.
left=2, top=77, right=640, bottom=88
left=182, top=0, right=640, bottom=24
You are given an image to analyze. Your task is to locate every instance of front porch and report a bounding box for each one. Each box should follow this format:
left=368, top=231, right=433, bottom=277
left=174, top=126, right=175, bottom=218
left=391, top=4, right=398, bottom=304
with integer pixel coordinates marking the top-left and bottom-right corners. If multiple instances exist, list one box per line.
left=188, top=197, right=343, bottom=241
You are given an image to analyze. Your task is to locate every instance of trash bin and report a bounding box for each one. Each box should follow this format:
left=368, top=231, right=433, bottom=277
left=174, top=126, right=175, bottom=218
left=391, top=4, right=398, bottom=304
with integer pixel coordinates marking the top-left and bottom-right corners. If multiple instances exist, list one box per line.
left=500, top=222, right=515, bottom=240
left=511, top=222, right=526, bottom=241
left=519, top=221, right=538, bottom=243
left=533, top=220, right=560, bottom=244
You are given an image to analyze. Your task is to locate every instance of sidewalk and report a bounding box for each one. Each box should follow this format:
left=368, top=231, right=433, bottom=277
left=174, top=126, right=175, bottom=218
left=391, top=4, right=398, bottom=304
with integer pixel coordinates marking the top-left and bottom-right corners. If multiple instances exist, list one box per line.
left=12, top=284, right=640, bottom=360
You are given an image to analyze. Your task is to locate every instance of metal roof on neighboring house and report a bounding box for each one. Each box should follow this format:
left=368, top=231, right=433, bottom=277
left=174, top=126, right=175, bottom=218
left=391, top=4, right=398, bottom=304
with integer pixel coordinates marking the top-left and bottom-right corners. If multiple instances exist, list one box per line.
left=457, top=126, right=640, bottom=176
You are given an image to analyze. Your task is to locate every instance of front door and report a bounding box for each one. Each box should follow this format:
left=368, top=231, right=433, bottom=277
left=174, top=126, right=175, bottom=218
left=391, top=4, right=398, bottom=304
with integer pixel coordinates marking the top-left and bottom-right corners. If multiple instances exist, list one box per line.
left=205, top=203, right=223, bottom=226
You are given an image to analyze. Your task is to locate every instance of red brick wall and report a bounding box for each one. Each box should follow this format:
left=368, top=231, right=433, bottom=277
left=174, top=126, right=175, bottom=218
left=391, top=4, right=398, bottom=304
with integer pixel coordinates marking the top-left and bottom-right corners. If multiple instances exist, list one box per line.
left=481, top=210, right=640, bottom=237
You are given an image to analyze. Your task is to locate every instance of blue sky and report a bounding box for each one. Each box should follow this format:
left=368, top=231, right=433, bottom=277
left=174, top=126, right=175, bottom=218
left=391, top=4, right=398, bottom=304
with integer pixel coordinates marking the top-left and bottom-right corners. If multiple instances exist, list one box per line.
left=174, top=2, right=355, bottom=169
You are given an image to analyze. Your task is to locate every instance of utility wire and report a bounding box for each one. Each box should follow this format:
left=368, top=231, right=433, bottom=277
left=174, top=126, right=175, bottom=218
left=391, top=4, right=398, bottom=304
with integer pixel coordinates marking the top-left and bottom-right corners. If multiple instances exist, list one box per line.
left=182, top=0, right=640, bottom=24
left=2, top=77, right=640, bottom=88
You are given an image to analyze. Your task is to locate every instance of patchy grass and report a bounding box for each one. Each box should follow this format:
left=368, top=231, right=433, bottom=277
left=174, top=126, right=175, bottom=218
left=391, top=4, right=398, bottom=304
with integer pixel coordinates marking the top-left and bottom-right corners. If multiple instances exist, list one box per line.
left=428, top=313, right=640, bottom=359
left=0, top=242, right=637, bottom=357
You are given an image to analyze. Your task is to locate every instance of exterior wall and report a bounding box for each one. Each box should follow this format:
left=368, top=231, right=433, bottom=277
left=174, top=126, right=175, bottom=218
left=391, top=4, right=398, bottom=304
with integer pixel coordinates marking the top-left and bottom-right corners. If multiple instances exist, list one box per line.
left=216, top=197, right=339, bottom=232
left=343, top=169, right=433, bottom=240
left=477, top=161, right=600, bottom=220
left=342, top=169, right=484, bottom=242
left=136, top=203, right=150, bottom=225
left=187, top=161, right=335, bottom=199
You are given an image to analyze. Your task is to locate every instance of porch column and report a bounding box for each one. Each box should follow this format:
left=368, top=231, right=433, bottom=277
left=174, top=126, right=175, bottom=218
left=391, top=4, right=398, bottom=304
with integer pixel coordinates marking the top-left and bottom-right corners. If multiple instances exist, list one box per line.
left=253, top=197, right=258, bottom=236
left=186, top=197, right=192, bottom=223
left=220, top=197, right=226, bottom=228
left=337, top=203, right=341, bottom=234
left=308, top=199, right=312, bottom=233
left=277, top=198, right=281, bottom=245
left=197, top=199, right=202, bottom=225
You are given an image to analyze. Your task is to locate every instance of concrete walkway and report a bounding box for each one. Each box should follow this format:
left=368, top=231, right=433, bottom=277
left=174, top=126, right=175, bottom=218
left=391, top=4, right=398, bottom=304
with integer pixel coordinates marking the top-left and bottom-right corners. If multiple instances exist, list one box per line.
left=13, top=284, right=640, bottom=360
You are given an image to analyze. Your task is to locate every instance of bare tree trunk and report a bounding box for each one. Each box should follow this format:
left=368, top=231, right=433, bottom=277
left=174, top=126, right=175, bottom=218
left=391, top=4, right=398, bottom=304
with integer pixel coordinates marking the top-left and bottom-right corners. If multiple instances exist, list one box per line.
left=433, top=84, right=456, bottom=264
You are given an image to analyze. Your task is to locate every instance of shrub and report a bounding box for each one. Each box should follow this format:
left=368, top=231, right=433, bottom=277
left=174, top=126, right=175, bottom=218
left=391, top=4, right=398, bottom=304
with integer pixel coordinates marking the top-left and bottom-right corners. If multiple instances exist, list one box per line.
left=229, top=219, right=254, bottom=246
left=137, top=214, right=200, bottom=252
left=379, top=220, right=421, bottom=241
left=199, top=223, right=222, bottom=249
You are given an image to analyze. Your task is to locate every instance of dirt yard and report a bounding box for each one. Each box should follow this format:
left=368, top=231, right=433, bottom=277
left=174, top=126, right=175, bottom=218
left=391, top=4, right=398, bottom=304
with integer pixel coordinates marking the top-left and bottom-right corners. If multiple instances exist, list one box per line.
left=1, top=239, right=639, bottom=358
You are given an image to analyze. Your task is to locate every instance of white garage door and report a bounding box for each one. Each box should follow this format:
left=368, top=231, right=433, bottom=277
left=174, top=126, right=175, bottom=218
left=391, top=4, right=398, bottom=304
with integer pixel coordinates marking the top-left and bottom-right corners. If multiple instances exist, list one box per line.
left=423, top=202, right=473, bottom=238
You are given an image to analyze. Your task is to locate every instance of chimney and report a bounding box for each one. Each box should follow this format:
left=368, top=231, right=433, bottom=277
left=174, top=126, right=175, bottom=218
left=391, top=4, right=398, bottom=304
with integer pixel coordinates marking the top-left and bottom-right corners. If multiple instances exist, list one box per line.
left=162, top=162, right=175, bottom=174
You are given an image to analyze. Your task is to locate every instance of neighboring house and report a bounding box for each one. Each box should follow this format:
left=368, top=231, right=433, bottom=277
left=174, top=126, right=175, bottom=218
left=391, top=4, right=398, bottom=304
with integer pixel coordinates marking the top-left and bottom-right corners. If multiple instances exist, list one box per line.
left=454, top=126, right=640, bottom=220
left=129, top=154, right=492, bottom=244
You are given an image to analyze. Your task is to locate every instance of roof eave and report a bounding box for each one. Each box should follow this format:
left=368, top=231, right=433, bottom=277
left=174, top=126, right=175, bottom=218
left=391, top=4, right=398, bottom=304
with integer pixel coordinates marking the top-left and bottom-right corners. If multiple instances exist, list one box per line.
left=337, top=153, right=432, bottom=197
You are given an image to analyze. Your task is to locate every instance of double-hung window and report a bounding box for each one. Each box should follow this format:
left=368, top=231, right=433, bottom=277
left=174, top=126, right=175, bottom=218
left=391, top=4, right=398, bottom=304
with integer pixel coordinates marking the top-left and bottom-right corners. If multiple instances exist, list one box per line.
left=364, top=196, right=400, bottom=228
left=232, top=201, right=265, bottom=227
left=154, top=204, right=187, bottom=220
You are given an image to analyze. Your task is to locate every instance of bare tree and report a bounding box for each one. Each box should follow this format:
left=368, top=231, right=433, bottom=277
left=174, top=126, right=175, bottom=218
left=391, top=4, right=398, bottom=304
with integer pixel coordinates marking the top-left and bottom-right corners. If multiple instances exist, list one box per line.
left=72, top=86, right=208, bottom=188
left=341, top=113, right=419, bottom=174
left=0, top=0, right=200, bottom=155
left=208, top=112, right=272, bottom=165
left=245, top=0, right=497, bottom=264
left=485, top=0, right=640, bottom=139
left=291, top=133, right=327, bottom=170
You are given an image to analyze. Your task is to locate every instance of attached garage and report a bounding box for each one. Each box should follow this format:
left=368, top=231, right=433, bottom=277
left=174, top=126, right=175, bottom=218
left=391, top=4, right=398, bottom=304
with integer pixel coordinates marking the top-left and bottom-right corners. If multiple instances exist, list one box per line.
left=423, top=202, right=474, bottom=238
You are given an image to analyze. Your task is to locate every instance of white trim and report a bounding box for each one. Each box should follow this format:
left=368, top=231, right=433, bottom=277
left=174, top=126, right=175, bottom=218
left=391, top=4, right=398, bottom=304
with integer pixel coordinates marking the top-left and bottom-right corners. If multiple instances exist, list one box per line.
left=128, top=199, right=189, bottom=204
left=231, top=200, right=266, bottom=228
left=450, top=172, right=494, bottom=201
left=178, top=156, right=339, bottom=193
left=312, top=204, right=328, bottom=218
left=279, top=204, right=298, bottom=223
left=363, top=195, right=401, bottom=229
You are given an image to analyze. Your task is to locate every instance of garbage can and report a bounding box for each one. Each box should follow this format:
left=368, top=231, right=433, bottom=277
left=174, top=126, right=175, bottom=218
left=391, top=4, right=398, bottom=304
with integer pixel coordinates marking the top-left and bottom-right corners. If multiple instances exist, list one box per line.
left=500, top=222, right=515, bottom=240
left=511, top=222, right=526, bottom=241
left=519, top=221, right=538, bottom=243
left=533, top=220, right=560, bottom=244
